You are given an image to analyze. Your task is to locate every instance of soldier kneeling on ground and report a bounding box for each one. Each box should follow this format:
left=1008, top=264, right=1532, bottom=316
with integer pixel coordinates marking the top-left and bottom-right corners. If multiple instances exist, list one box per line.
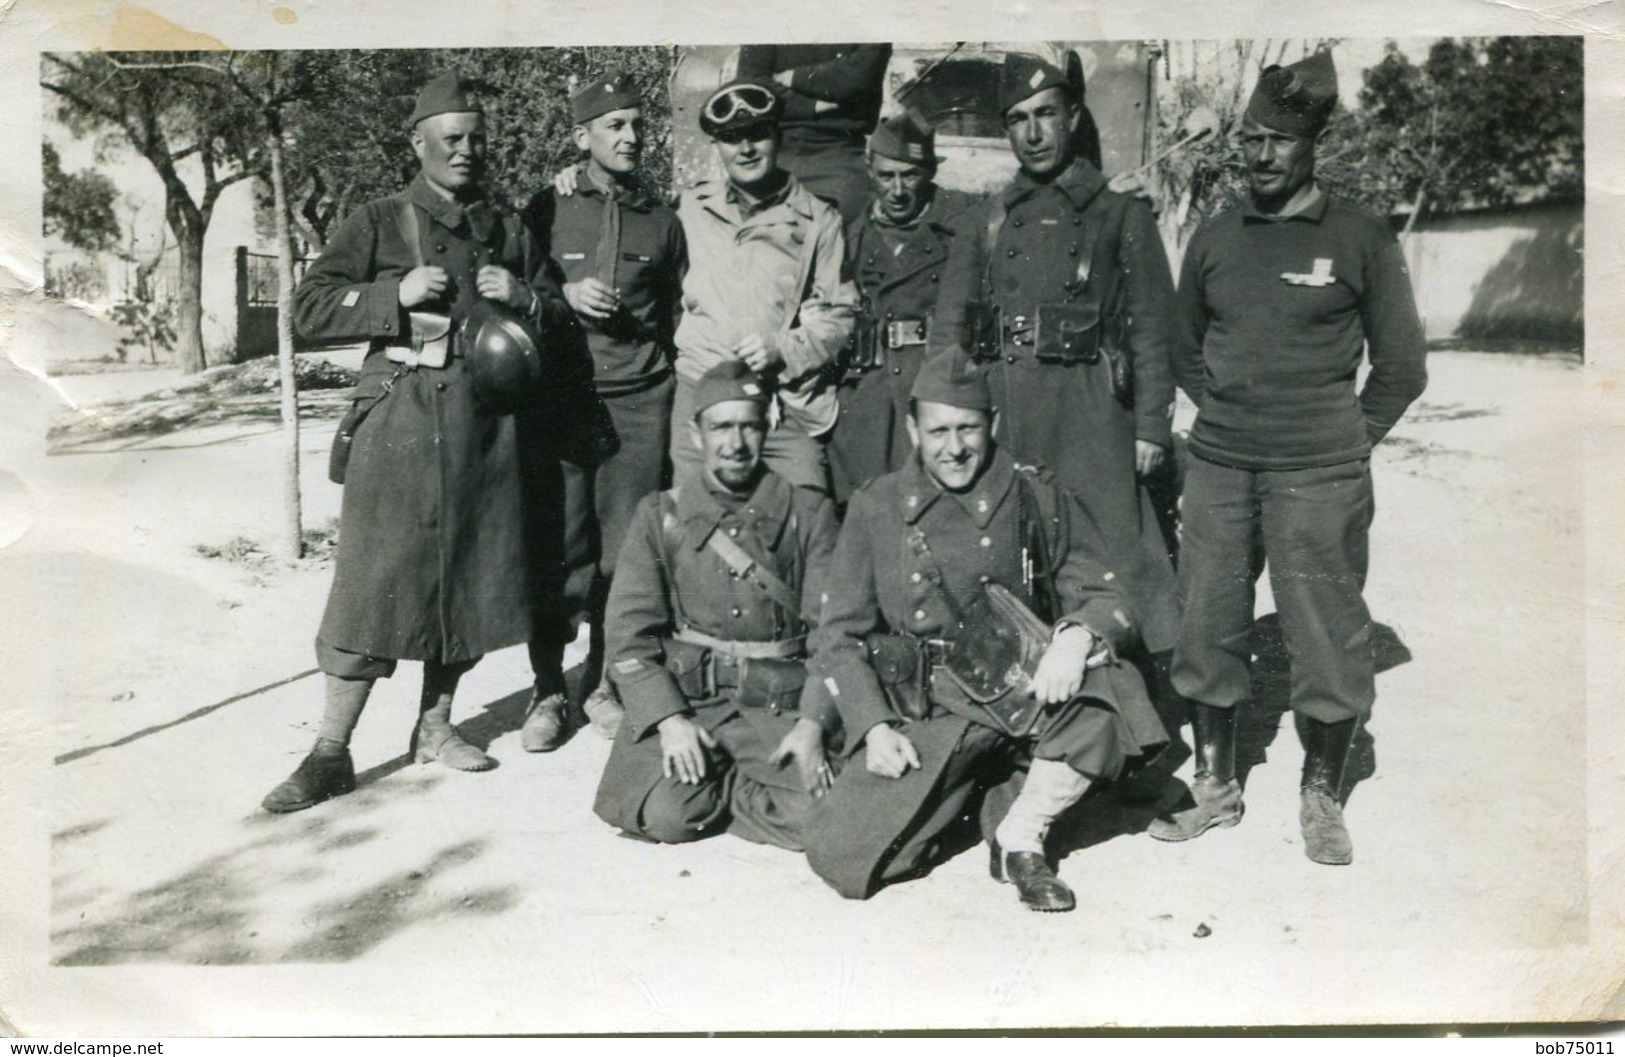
left=592, top=360, right=842, bottom=849
left=800, top=352, right=1168, bottom=910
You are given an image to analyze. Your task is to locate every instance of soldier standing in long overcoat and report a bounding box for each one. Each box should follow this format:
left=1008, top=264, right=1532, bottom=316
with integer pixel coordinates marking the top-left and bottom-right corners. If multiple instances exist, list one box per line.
left=827, top=111, right=981, bottom=504
left=928, top=53, right=1181, bottom=659
left=261, top=73, right=576, bottom=813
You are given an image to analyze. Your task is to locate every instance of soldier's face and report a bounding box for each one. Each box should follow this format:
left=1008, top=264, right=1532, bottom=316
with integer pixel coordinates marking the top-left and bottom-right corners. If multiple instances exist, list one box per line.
left=692, top=400, right=768, bottom=491
left=1240, top=116, right=1318, bottom=205
left=1004, top=87, right=1080, bottom=178
left=908, top=401, right=994, bottom=493
left=713, top=126, right=781, bottom=191
left=574, top=107, right=644, bottom=176
left=869, top=155, right=932, bottom=224
left=413, top=112, right=487, bottom=195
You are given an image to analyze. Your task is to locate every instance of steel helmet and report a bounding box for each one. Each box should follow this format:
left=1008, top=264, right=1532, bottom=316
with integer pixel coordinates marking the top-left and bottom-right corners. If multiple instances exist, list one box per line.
left=460, top=299, right=553, bottom=414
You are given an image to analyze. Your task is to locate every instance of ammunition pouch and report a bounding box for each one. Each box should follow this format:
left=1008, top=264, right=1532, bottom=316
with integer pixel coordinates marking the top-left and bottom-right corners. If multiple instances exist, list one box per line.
left=963, top=301, right=1004, bottom=363
left=1034, top=302, right=1100, bottom=366
left=846, top=315, right=882, bottom=371
left=864, top=633, right=931, bottom=721
left=1101, top=331, right=1134, bottom=408
left=662, top=636, right=806, bottom=713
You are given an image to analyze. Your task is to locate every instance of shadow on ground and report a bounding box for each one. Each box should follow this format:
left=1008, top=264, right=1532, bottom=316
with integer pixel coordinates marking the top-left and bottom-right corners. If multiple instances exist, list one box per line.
left=51, top=684, right=541, bottom=965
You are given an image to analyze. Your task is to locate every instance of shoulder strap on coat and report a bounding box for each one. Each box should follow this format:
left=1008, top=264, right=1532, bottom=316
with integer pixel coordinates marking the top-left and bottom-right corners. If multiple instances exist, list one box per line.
left=394, top=197, right=424, bottom=268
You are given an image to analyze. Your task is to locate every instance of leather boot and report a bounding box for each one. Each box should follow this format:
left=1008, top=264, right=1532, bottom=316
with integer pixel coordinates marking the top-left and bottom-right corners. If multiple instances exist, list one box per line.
left=1300, top=717, right=1358, bottom=865
left=993, top=850, right=1076, bottom=912
left=1147, top=702, right=1244, bottom=842
left=261, top=739, right=356, bottom=813
left=521, top=691, right=572, bottom=752
left=412, top=661, right=495, bottom=772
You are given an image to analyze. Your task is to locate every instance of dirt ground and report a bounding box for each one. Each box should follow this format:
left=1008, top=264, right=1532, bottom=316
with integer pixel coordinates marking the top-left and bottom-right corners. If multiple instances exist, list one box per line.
left=2, top=349, right=1615, bottom=1032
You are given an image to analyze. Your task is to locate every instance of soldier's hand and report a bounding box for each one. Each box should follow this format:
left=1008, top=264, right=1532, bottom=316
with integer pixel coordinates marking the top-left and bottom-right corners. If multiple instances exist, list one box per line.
left=553, top=164, right=581, bottom=197
left=1135, top=439, right=1168, bottom=477
left=658, top=714, right=717, bottom=785
left=398, top=265, right=450, bottom=308
left=565, top=278, right=621, bottom=320
left=1108, top=171, right=1159, bottom=212
left=769, top=717, right=833, bottom=797
left=735, top=334, right=785, bottom=374
left=1032, top=625, right=1093, bottom=705
left=477, top=265, right=528, bottom=310
left=864, top=723, right=921, bottom=780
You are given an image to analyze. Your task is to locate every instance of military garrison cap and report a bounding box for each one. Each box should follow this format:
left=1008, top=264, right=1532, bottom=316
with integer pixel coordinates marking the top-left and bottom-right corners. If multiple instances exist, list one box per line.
left=868, top=109, right=942, bottom=167
left=693, top=359, right=771, bottom=417
left=409, top=72, right=484, bottom=127
left=572, top=70, right=641, bottom=125
left=1245, top=50, right=1338, bottom=137
left=998, top=52, right=1077, bottom=115
left=910, top=351, right=993, bottom=413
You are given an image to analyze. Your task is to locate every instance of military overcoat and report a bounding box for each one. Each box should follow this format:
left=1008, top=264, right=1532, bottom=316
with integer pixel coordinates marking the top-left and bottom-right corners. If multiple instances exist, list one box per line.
left=828, top=188, right=979, bottom=502
left=928, top=160, right=1181, bottom=651
left=295, top=173, right=575, bottom=665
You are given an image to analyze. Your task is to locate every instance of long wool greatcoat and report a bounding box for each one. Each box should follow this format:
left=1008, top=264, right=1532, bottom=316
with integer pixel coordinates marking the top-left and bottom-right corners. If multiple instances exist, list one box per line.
left=294, top=173, right=575, bottom=665
left=827, top=188, right=979, bottom=503
left=928, top=160, right=1181, bottom=652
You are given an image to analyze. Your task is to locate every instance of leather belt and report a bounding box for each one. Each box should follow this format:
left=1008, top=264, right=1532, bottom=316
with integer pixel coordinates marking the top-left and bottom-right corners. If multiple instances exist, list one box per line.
left=674, top=627, right=805, bottom=660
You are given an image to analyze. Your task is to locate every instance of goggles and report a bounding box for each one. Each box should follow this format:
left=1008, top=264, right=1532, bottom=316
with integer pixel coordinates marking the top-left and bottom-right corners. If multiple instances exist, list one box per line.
left=702, top=82, right=778, bottom=131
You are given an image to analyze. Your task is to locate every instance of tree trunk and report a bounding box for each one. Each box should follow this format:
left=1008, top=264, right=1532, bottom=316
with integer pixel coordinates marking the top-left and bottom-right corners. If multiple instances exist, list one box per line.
left=173, top=224, right=207, bottom=374
left=269, top=127, right=304, bottom=560
left=1400, top=183, right=1427, bottom=243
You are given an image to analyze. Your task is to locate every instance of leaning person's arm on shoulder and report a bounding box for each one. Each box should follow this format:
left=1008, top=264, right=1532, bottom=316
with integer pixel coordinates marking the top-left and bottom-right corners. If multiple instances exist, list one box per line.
left=776, top=211, right=858, bottom=383
left=602, top=498, right=692, bottom=743
left=800, top=491, right=894, bottom=749
left=293, top=204, right=404, bottom=345
left=1357, top=234, right=1429, bottom=444
left=1120, top=200, right=1178, bottom=452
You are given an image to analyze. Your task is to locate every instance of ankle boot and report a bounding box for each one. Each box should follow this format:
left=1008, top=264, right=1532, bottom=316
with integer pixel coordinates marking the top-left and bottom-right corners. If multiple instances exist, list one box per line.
left=261, top=739, right=356, bottom=813
left=1148, top=702, right=1243, bottom=842
left=1300, top=717, right=1358, bottom=865
left=581, top=683, right=624, bottom=741
left=412, top=661, right=495, bottom=772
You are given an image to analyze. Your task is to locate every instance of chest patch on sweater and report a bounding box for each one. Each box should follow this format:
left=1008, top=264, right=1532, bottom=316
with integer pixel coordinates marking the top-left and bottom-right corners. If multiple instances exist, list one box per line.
left=1282, top=257, right=1336, bottom=286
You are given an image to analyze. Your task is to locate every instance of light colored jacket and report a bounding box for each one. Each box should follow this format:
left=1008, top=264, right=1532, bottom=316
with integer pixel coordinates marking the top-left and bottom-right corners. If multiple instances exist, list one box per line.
left=674, top=175, right=857, bottom=435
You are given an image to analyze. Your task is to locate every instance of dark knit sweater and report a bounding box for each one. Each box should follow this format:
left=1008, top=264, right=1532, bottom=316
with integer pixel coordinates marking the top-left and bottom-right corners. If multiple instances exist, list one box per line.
left=1172, top=191, right=1428, bottom=471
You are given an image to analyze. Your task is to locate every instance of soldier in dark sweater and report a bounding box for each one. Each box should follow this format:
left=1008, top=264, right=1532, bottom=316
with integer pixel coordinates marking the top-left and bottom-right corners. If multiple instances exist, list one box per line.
left=1156, top=51, right=1427, bottom=864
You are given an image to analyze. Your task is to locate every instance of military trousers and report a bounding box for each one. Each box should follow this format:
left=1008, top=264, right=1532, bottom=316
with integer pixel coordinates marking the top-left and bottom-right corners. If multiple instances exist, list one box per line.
left=803, top=684, right=1132, bottom=900
left=1171, top=454, right=1376, bottom=724
left=548, top=374, right=675, bottom=644
left=669, top=377, right=829, bottom=495
left=593, top=702, right=818, bottom=852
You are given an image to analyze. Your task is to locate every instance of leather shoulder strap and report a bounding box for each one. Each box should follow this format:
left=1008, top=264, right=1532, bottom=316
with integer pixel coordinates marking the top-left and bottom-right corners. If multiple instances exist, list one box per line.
left=656, top=490, right=688, bottom=629
left=394, top=197, right=424, bottom=268
left=980, top=195, right=1008, bottom=297
left=706, top=528, right=803, bottom=619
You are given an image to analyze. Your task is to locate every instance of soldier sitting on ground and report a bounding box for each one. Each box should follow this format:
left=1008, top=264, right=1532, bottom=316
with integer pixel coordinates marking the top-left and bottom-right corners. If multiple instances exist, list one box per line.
left=592, top=360, right=841, bottom=850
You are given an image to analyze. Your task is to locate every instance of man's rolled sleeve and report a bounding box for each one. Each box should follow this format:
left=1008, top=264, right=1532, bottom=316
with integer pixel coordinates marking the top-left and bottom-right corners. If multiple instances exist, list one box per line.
left=1358, top=239, right=1429, bottom=444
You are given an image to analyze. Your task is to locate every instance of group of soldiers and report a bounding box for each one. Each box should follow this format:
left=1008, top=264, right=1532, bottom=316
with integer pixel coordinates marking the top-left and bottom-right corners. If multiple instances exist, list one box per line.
left=260, top=44, right=1428, bottom=914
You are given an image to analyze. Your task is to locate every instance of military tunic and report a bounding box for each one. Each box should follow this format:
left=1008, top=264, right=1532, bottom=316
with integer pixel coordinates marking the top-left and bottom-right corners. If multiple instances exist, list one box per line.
left=929, top=160, right=1181, bottom=652
left=593, top=470, right=840, bottom=851
left=522, top=171, right=687, bottom=650
left=827, top=189, right=979, bottom=503
left=799, top=451, right=1168, bottom=899
left=294, top=174, right=574, bottom=672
